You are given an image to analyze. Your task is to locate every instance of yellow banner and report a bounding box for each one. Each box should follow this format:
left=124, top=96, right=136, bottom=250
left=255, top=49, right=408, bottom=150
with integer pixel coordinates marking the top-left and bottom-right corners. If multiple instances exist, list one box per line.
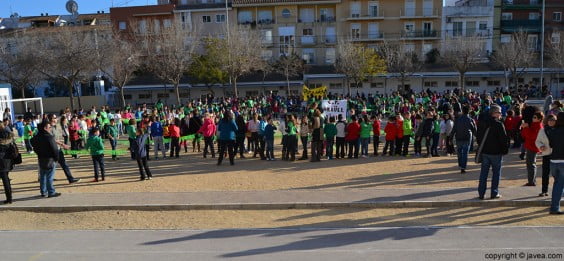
left=302, top=85, right=327, bottom=101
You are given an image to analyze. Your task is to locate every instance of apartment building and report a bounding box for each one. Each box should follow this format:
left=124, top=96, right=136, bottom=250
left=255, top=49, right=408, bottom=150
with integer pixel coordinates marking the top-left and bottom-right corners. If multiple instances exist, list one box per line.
left=339, top=0, right=443, bottom=60
left=110, top=4, right=176, bottom=36
left=174, top=0, right=235, bottom=36
left=442, top=0, right=494, bottom=53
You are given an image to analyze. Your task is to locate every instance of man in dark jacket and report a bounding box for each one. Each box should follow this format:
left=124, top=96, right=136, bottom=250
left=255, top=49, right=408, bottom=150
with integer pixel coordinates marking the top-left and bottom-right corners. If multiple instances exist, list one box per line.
left=476, top=105, right=510, bottom=200
left=450, top=106, right=477, bottom=173
left=546, top=112, right=564, bottom=214
left=31, top=121, right=61, bottom=198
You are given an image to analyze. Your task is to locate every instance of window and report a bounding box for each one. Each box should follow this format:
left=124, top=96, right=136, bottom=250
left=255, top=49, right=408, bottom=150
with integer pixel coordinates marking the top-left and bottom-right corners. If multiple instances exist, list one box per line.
left=502, top=13, right=512, bottom=21
left=479, top=21, right=487, bottom=31
left=488, top=80, right=501, bottom=86
left=329, top=83, right=342, bottom=89
left=424, top=81, right=438, bottom=87
left=465, top=81, right=480, bottom=87
left=325, top=48, right=336, bottom=64
left=453, top=22, right=463, bottom=36
left=528, top=34, right=538, bottom=50
left=202, top=15, right=211, bottom=23
left=124, top=94, right=132, bottom=100
left=139, top=94, right=151, bottom=99
left=350, top=82, right=362, bottom=88
left=180, top=0, right=188, bottom=4
left=529, top=12, right=540, bottom=20
left=261, top=30, right=273, bottom=44
left=261, top=50, right=273, bottom=60
left=445, top=81, right=458, bottom=87
left=319, top=8, right=335, bottom=22
left=303, top=28, right=313, bottom=36
left=279, top=26, right=295, bottom=55
left=216, top=14, right=225, bottom=23
left=281, top=9, right=291, bottom=18
left=423, top=22, right=432, bottom=36
left=404, top=22, right=415, bottom=37
left=138, top=20, right=146, bottom=33
left=299, top=8, right=314, bottom=23
left=258, top=10, right=273, bottom=22
left=501, top=34, right=511, bottom=43
left=157, top=93, right=170, bottom=98
left=371, top=82, right=384, bottom=88
left=302, top=28, right=315, bottom=44
left=325, top=27, right=336, bottom=43
left=302, top=48, right=315, bottom=64
left=163, top=19, right=171, bottom=28
left=553, top=12, right=562, bottom=22
left=308, top=83, right=322, bottom=89
left=119, top=21, right=126, bottom=30
left=422, top=44, right=432, bottom=57
left=238, top=11, right=252, bottom=23
left=351, top=23, right=361, bottom=39
left=404, top=44, right=416, bottom=52
left=369, top=2, right=379, bottom=17
left=351, top=2, right=361, bottom=17
left=552, top=32, right=561, bottom=44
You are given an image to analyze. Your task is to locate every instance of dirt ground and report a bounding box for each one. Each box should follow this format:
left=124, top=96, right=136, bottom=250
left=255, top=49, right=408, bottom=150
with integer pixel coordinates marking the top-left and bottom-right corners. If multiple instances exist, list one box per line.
left=8, top=138, right=541, bottom=194
left=0, top=207, right=562, bottom=230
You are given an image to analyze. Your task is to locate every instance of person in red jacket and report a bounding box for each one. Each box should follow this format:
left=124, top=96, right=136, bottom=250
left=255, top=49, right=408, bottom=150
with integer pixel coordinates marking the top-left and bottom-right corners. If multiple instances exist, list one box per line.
left=394, top=114, right=404, bottom=155
left=345, top=115, right=361, bottom=159
left=521, top=112, right=544, bottom=186
left=169, top=118, right=181, bottom=158
left=197, top=113, right=217, bottom=158
left=68, top=116, right=80, bottom=159
left=371, top=114, right=381, bottom=156
left=504, top=110, right=518, bottom=148
left=383, top=116, right=397, bottom=156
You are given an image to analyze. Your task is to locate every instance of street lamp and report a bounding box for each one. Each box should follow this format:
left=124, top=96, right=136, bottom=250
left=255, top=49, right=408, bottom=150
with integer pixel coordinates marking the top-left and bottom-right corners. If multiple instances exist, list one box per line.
left=540, top=0, right=546, bottom=93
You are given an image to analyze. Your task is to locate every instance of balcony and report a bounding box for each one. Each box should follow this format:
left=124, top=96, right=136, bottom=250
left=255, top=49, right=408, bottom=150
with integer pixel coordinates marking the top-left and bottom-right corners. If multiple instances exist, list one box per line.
left=350, top=33, right=385, bottom=42
left=400, top=8, right=439, bottom=18
left=445, top=30, right=492, bottom=38
left=501, top=19, right=542, bottom=32
left=324, top=36, right=337, bottom=44
left=318, top=16, right=336, bottom=23
left=401, top=30, right=439, bottom=39
left=502, top=0, right=542, bottom=10
left=300, top=36, right=317, bottom=45
left=346, top=11, right=385, bottom=21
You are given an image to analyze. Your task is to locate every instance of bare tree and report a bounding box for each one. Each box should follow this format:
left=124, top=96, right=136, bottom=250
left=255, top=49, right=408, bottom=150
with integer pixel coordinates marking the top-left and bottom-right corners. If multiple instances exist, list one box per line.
left=441, top=35, right=486, bottom=92
left=0, top=32, right=41, bottom=101
left=492, top=31, right=535, bottom=91
left=257, top=57, right=275, bottom=96
left=548, top=30, right=564, bottom=96
left=97, top=30, right=141, bottom=108
left=216, top=24, right=264, bottom=97
left=274, top=50, right=304, bottom=97
left=142, top=19, right=198, bottom=105
left=336, top=40, right=387, bottom=97
left=378, top=41, right=422, bottom=95
left=33, top=28, right=99, bottom=110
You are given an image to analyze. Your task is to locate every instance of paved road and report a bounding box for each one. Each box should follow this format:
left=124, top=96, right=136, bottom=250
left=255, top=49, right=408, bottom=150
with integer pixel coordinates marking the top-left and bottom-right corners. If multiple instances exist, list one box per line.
left=1, top=227, right=564, bottom=261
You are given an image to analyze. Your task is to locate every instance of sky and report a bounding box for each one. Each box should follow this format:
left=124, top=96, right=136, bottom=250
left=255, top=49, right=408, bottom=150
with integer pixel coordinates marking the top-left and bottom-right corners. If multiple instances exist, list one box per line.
left=0, top=0, right=157, bottom=18
left=1, top=0, right=455, bottom=18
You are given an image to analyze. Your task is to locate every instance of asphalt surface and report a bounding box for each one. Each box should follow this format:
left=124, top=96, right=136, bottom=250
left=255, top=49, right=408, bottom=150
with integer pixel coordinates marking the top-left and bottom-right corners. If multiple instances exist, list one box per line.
left=1, top=227, right=563, bottom=261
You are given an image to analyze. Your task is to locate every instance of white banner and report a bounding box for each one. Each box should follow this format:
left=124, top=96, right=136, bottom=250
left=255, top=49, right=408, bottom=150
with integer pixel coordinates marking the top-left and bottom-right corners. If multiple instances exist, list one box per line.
left=321, top=100, right=347, bottom=120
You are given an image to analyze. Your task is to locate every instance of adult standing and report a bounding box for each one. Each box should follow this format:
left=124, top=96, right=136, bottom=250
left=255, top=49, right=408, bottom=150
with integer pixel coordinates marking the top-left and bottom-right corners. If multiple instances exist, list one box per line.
left=536, top=114, right=557, bottom=197
left=133, top=128, right=152, bottom=181
left=31, top=121, right=61, bottom=198
left=150, top=116, right=166, bottom=160
left=521, top=112, right=544, bottom=186
left=545, top=112, right=564, bottom=214
left=216, top=111, right=238, bottom=166
left=450, top=106, right=477, bottom=173
left=49, top=114, right=80, bottom=184
left=310, top=109, right=323, bottom=162
left=476, top=105, right=510, bottom=200
left=0, top=128, right=17, bottom=204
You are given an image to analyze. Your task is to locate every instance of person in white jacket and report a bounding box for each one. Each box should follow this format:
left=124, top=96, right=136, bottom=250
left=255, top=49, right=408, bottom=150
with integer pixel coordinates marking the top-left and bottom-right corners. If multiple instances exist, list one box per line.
left=535, top=114, right=557, bottom=197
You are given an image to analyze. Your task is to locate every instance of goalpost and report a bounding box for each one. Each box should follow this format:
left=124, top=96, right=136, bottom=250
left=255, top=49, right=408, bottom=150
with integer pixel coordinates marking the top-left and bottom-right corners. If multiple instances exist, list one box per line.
left=1, top=97, right=44, bottom=120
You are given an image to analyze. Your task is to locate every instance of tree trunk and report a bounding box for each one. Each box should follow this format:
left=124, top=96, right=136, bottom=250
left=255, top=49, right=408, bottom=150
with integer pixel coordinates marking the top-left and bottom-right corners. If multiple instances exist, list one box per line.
left=119, top=86, right=126, bottom=108
left=174, top=83, right=181, bottom=106
left=68, top=81, right=75, bottom=111
left=459, top=73, right=465, bottom=93
left=20, top=86, right=27, bottom=114
left=233, top=77, right=238, bottom=98
left=286, top=74, right=291, bottom=98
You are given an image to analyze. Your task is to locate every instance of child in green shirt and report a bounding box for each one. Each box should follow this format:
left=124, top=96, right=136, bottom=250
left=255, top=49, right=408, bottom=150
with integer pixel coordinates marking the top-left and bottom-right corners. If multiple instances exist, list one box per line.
left=85, top=127, right=106, bottom=182
left=23, top=119, right=33, bottom=153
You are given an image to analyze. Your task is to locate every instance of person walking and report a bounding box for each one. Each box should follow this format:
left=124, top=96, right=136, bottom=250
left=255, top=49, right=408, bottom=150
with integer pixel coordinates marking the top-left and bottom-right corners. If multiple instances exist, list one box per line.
left=0, top=128, right=17, bottom=204
left=521, top=112, right=544, bottom=186
left=133, top=128, right=152, bottom=181
left=216, top=111, right=238, bottom=166
left=31, top=121, right=61, bottom=198
left=85, top=127, right=106, bottom=182
left=450, top=106, right=477, bottom=174
left=49, top=114, right=80, bottom=184
left=536, top=114, right=557, bottom=197
left=545, top=112, right=564, bottom=214
left=476, top=105, right=510, bottom=200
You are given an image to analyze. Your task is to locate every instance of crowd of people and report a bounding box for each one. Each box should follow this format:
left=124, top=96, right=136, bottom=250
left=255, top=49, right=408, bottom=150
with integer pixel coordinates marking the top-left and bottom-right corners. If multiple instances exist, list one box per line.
left=0, top=88, right=563, bottom=215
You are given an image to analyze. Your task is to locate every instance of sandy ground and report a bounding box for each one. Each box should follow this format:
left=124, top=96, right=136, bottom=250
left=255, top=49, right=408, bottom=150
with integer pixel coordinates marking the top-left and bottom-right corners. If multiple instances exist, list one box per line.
left=7, top=138, right=542, bottom=194
left=0, top=207, right=562, bottom=230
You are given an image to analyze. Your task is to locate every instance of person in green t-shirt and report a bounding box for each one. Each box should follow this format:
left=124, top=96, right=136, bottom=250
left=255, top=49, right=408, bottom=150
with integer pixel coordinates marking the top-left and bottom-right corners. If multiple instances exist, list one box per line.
left=324, top=116, right=337, bottom=160
left=359, top=115, right=372, bottom=158
left=401, top=112, right=413, bottom=156
left=285, top=115, right=297, bottom=161
left=85, top=127, right=106, bottom=182
left=23, top=119, right=33, bottom=153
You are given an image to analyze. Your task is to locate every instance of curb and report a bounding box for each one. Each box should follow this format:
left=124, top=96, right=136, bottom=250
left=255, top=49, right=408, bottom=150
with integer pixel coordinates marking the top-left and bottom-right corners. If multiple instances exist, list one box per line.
left=0, top=200, right=552, bottom=212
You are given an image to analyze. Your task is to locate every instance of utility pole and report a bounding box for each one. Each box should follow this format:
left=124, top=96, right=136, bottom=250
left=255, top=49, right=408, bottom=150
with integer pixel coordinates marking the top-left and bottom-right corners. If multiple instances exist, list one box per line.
left=540, top=0, right=546, bottom=92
